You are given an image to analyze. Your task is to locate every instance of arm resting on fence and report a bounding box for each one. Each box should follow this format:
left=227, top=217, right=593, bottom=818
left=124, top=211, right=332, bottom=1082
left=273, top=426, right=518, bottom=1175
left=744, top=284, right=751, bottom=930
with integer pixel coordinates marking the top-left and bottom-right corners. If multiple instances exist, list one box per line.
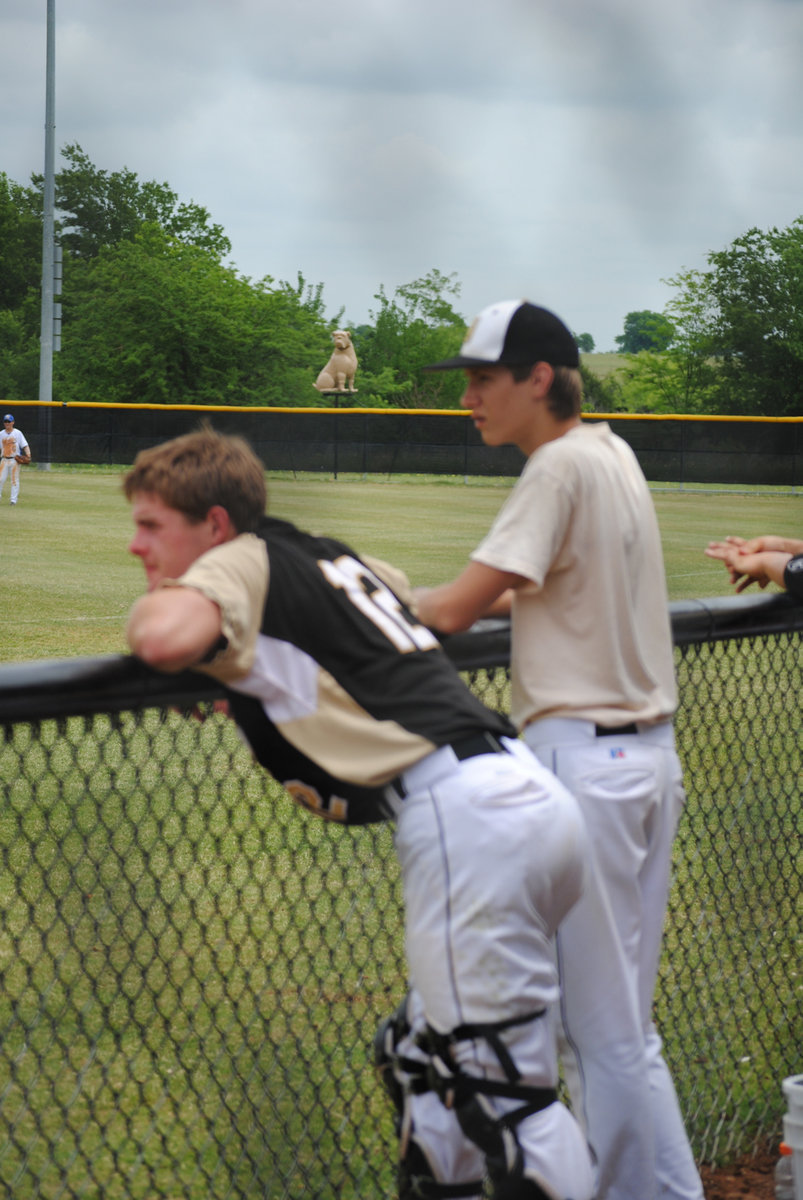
left=1, top=592, right=801, bottom=722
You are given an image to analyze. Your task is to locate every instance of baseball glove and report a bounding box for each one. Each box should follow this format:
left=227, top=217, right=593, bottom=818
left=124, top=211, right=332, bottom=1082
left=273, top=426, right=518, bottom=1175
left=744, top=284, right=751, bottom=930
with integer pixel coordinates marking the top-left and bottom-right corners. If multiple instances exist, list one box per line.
left=15, top=453, right=31, bottom=465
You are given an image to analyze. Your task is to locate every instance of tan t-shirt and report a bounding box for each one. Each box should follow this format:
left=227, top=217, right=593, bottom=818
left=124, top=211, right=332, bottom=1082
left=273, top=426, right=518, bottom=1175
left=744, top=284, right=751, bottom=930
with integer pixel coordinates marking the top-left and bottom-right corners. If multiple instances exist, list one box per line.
left=160, top=533, right=269, bottom=682
left=472, top=422, right=677, bottom=729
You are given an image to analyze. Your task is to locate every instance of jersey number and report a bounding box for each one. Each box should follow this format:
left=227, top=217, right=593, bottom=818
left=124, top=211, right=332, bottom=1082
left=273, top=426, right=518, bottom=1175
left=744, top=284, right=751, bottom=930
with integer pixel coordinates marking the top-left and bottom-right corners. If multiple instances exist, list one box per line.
left=319, top=556, right=439, bottom=653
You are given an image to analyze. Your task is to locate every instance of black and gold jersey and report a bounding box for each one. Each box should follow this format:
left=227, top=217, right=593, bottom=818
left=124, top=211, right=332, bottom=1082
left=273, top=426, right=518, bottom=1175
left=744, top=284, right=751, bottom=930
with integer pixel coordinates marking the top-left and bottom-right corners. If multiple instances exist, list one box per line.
left=186, top=516, right=514, bottom=824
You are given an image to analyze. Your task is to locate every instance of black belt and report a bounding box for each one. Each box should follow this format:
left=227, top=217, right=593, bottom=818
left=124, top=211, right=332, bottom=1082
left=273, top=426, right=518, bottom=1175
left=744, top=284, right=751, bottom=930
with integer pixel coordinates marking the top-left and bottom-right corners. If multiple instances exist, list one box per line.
left=595, top=722, right=639, bottom=737
left=390, top=732, right=509, bottom=800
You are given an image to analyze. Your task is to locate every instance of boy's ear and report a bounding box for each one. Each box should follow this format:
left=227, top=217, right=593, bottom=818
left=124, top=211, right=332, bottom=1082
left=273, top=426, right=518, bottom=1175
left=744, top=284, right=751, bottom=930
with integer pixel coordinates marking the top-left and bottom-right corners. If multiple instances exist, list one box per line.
left=527, top=361, right=555, bottom=396
left=207, top=504, right=236, bottom=544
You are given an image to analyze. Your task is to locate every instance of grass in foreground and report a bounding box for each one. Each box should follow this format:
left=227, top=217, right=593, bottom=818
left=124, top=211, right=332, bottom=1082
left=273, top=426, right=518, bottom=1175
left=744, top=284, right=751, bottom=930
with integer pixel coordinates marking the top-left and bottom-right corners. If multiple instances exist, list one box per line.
left=1, top=640, right=799, bottom=1192
left=0, top=710, right=402, bottom=1199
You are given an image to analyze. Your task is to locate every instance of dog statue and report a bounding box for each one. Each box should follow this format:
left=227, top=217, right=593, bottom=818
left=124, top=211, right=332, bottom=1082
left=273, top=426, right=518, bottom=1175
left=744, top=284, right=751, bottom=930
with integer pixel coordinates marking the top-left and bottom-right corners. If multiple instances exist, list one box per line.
left=314, top=330, right=358, bottom=393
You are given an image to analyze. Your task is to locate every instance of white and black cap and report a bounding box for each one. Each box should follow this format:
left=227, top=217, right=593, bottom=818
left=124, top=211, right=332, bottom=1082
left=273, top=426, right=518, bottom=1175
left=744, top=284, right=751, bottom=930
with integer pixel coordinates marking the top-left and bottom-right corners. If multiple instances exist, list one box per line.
left=425, top=299, right=579, bottom=371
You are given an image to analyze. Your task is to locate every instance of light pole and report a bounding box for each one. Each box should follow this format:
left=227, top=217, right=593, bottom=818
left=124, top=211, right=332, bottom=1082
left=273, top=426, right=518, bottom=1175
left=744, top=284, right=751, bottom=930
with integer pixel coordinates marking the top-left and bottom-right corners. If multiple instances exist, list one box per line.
left=38, top=0, right=56, bottom=468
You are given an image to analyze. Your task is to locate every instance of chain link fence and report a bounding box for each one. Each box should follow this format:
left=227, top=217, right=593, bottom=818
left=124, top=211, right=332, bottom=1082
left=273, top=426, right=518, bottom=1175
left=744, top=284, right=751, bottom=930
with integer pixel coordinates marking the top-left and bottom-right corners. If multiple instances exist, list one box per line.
left=1, top=594, right=801, bottom=1198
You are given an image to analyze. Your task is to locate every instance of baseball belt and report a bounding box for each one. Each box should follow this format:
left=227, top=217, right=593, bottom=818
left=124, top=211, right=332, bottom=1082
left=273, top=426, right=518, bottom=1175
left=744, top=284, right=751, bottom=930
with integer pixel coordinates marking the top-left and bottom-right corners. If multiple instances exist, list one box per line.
left=389, top=732, right=509, bottom=801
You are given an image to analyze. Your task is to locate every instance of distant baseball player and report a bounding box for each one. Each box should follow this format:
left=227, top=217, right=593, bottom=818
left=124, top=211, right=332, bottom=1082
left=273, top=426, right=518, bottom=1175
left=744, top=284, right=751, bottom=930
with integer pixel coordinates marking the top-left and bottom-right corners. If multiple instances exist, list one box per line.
left=123, top=428, right=593, bottom=1200
left=705, top=533, right=803, bottom=597
left=414, top=300, right=703, bottom=1200
left=0, top=413, right=31, bottom=506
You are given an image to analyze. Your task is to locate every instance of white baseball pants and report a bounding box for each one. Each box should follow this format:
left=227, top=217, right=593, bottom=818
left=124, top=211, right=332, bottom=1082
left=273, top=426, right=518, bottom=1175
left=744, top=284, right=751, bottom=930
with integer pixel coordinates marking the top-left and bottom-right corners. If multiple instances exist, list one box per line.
left=0, top=457, right=21, bottom=504
left=387, top=737, right=595, bottom=1200
left=524, top=718, right=703, bottom=1200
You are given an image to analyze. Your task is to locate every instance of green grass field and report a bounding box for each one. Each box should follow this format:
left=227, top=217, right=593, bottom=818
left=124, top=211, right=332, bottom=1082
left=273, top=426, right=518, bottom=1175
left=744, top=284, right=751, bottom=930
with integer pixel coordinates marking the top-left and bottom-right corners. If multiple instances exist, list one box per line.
left=580, top=350, right=629, bottom=380
left=5, top=465, right=802, bottom=661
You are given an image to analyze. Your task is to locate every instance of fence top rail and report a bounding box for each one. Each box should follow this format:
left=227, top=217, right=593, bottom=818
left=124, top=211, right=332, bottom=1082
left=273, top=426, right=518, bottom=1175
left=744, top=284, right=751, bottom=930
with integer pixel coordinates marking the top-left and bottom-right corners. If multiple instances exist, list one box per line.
left=0, top=654, right=223, bottom=724
left=669, top=590, right=802, bottom=644
left=5, top=399, right=803, bottom=423
left=1, top=594, right=800, bottom=726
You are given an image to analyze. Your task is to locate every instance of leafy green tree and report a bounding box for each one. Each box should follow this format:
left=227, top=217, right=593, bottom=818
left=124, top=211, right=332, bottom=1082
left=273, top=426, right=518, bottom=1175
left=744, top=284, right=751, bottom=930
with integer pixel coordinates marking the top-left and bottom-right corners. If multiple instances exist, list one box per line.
left=351, top=365, right=413, bottom=408
left=631, top=220, right=803, bottom=415
left=0, top=309, right=40, bottom=400
left=0, top=174, right=46, bottom=399
left=617, top=271, right=719, bottom=413
left=32, top=143, right=231, bottom=261
left=615, top=310, right=675, bottom=354
left=354, top=270, right=467, bottom=408
left=575, top=332, right=595, bottom=353
left=54, top=225, right=329, bottom=406
left=0, top=173, right=42, bottom=313
left=705, top=220, right=803, bottom=415
left=579, top=364, right=622, bottom=412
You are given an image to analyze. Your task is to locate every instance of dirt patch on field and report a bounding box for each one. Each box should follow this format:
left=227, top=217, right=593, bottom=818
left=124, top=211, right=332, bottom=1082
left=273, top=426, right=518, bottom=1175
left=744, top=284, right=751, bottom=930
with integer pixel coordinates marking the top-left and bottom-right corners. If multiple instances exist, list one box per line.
left=701, top=1149, right=776, bottom=1199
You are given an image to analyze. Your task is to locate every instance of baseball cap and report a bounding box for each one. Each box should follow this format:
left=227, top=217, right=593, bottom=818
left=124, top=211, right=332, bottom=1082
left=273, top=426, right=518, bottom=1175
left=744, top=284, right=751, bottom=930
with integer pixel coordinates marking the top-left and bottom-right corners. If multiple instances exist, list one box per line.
left=424, top=299, right=579, bottom=371
left=3, top=414, right=13, bottom=422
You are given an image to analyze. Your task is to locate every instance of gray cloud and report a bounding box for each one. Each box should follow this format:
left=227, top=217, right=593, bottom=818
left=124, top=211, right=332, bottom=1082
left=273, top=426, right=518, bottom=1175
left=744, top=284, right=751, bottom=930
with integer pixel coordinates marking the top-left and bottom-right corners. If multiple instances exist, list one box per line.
left=2, top=0, right=803, bottom=349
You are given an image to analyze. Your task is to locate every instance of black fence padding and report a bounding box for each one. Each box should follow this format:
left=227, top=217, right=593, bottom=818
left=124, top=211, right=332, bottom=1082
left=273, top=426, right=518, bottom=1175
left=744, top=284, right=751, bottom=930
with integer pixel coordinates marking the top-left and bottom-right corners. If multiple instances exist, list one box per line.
left=618, top=416, right=803, bottom=486
left=22, top=404, right=803, bottom=485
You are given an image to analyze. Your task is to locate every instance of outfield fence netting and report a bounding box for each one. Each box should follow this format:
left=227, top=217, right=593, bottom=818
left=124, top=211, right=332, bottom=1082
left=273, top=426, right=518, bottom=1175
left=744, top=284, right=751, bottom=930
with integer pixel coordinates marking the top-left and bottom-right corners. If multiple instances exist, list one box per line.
left=12, top=399, right=803, bottom=487
left=0, top=593, right=801, bottom=1199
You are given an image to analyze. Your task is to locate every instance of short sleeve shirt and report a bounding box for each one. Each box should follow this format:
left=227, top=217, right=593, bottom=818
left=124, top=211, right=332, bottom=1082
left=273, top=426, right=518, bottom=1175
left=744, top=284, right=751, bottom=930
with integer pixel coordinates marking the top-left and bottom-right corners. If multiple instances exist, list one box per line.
left=472, top=422, right=677, bottom=728
left=1, top=427, right=29, bottom=460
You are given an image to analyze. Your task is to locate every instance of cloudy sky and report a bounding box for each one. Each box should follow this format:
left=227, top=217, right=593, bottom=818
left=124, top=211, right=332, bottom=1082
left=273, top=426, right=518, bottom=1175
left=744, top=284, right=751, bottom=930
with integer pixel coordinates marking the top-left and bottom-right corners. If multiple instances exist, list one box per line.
left=3, top=0, right=803, bottom=350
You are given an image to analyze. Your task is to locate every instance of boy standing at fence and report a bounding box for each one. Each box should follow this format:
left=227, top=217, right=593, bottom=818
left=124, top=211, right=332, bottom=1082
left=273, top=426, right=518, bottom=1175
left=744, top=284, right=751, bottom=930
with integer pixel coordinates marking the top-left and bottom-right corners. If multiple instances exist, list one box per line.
left=414, top=299, right=703, bottom=1200
left=122, top=427, right=593, bottom=1200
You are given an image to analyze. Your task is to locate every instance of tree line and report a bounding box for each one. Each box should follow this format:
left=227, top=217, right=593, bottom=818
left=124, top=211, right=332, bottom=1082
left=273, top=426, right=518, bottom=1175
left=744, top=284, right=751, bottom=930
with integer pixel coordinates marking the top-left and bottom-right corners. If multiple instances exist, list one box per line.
left=0, top=147, right=481, bottom=411
left=611, top=223, right=803, bottom=416
left=1, top=146, right=801, bottom=415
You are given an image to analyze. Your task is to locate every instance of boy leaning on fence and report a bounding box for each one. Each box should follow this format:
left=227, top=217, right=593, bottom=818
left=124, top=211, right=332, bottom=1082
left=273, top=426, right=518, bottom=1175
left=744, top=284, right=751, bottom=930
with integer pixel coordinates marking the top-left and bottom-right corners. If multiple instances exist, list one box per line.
left=122, top=426, right=594, bottom=1200
left=413, top=299, right=704, bottom=1200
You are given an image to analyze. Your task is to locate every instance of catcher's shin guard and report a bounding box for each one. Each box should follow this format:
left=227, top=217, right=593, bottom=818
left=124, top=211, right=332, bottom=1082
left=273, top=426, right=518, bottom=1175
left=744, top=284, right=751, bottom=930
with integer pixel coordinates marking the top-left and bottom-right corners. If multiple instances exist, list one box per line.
left=374, top=996, right=415, bottom=1127
left=399, top=1140, right=482, bottom=1200
left=454, top=1094, right=551, bottom=1200
left=375, top=999, right=483, bottom=1199
left=486, top=1179, right=552, bottom=1200
left=423, top=1015, right=556, bottom=1200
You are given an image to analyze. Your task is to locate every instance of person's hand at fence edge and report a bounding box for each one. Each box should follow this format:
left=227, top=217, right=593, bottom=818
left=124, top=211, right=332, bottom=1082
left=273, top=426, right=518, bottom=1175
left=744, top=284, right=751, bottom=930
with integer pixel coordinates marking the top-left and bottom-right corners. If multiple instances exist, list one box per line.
left=704, top=534, right=803, bottom=595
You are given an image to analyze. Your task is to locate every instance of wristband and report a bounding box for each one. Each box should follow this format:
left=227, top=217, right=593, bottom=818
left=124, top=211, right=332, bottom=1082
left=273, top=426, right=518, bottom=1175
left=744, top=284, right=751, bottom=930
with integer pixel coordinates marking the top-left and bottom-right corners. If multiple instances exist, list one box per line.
left=783, top=553, right=803, bottom=599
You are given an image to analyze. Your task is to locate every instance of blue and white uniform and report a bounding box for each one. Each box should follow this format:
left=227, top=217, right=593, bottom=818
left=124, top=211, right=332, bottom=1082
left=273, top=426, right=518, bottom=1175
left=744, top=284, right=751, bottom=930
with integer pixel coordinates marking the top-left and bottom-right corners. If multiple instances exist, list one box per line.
left=0, top=420, right=30, bottom=505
